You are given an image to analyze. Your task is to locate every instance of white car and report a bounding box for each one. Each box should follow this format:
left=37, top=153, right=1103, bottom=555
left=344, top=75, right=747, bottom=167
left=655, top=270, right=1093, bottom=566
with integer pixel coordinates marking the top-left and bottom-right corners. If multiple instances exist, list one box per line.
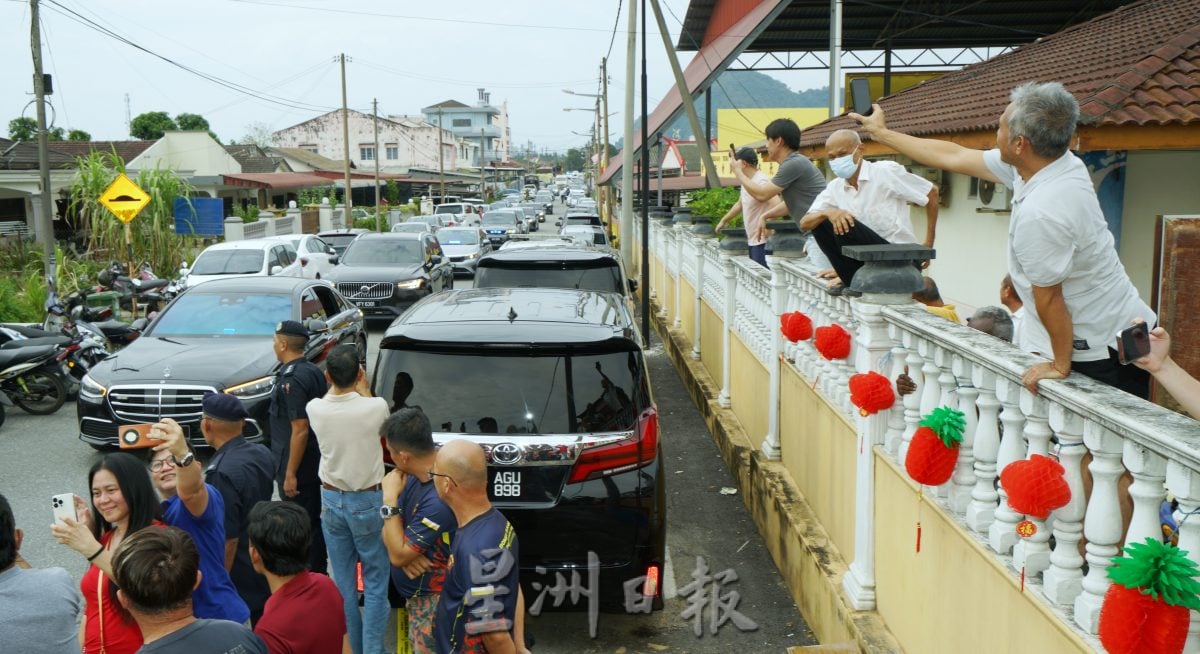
left=433, top=202, right=478, bottom=227
left=269, top=234, right=339, bottom=279
left=184, top=238, right=303, bottom=288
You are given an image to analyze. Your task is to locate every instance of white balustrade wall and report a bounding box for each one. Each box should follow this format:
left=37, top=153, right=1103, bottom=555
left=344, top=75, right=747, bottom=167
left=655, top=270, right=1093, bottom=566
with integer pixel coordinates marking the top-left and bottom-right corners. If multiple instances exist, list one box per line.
left=639, top=226, right=1200, bottom=651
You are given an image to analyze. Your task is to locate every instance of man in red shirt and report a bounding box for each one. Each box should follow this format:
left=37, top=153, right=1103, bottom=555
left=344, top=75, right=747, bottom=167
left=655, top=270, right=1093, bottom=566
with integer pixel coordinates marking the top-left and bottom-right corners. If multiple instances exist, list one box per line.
left=248, top=501, right=347, bottom=654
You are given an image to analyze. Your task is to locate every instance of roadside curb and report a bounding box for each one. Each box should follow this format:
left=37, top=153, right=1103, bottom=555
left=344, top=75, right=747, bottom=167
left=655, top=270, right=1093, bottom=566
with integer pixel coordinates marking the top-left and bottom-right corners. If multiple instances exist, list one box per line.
left=649, top=301, right=902, bottom=653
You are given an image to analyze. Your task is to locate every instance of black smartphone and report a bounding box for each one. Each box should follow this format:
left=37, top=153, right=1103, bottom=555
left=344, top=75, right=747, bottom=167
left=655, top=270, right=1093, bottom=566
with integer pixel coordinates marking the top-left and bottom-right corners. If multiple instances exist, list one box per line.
left=1116, top=322, right=1150, bottom=365
left=850, top=78, right=874, bottom=116
left=729, top=142, right=736, bottom=158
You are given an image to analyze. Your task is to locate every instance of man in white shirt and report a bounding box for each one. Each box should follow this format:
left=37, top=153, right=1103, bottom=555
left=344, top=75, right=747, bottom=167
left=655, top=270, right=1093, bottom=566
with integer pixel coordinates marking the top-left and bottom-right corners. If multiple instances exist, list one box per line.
left=306, top=344, right=391, bottom=654
left=854, top=82, right=1155, bottom=397
left=799, top=129, right=939, bottom=290
left=715, top=147, right=787, bottom=268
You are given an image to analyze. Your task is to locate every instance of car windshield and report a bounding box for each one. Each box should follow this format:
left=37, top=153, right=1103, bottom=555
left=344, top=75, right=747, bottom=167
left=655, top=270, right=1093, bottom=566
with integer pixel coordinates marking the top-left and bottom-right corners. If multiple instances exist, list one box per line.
left=475, top=262, right=623, bottom=294
left=434, top=205, right=461, bottom=214
left=342, top=239, right=422, bottom=265
left=392, top=223, right=427, bottom=233
left=412, top=216, right=438, bottom=225
left=190, top=249, right=263, bottom=275
left=482, top=213, right=515, bottom=225
left=320, top=234, right=359, bottom=253
left=376, top=349, right=644, bottom=434
left=149, top=292, right=292, bottom=336
left=439, top=230, right=478, bottom=245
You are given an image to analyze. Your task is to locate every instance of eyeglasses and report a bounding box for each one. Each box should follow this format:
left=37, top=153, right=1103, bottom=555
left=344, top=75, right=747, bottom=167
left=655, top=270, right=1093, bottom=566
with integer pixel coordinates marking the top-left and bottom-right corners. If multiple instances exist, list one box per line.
left=427, top=468, right=457, bottom=487
left=150, top=458, right=176, bottom=472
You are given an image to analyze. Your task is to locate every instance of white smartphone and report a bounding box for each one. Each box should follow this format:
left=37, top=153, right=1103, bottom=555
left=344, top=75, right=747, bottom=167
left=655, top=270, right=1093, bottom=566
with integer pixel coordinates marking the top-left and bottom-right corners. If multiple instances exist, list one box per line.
left=51, top=493, right=76, bottom=524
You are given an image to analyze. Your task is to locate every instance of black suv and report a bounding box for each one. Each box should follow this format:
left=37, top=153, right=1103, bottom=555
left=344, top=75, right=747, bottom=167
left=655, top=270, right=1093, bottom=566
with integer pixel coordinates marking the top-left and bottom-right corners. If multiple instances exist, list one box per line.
left=373, top=287, right=665, bottom=611
left=324, top=232, right=453, bottom=321
left=474, top=245, right=637, bottom=316
left=78, top=277, right=366, bottom=449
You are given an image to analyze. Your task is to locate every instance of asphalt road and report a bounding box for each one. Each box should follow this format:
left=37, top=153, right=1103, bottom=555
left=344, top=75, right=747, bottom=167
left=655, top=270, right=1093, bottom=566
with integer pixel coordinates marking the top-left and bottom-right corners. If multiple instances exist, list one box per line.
left=0, top=275, right=813, bottom=652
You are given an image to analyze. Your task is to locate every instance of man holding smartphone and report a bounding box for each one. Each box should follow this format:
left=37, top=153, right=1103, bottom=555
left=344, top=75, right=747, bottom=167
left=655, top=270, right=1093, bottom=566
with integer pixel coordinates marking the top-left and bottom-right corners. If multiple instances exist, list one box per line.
left=716, top=147, right=788, bottom=268
left=853, top=82, right=1155, bottom=397
left=730, top=118, right=826, bottom=229
left=0, top=493, right=81, bottom=654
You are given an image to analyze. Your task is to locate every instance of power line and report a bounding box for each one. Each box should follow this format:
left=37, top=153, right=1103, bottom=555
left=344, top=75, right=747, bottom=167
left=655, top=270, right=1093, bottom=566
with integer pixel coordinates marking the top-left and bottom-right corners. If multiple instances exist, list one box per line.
left=605, top=0, right=624, bottom=61
left=42, top=0, right=338, bottom=114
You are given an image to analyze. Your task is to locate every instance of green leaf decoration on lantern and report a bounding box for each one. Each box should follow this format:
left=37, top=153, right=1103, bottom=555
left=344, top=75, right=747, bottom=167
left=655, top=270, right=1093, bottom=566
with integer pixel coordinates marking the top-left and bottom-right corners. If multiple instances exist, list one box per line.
left=1107, top=537, right=1200, bottom=610
left=917, top=405, right=966, bottom=449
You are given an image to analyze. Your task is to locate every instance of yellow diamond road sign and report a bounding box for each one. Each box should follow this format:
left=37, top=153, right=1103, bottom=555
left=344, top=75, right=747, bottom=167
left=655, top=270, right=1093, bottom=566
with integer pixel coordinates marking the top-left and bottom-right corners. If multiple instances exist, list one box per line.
left=99, top=173, right=151, bottom=224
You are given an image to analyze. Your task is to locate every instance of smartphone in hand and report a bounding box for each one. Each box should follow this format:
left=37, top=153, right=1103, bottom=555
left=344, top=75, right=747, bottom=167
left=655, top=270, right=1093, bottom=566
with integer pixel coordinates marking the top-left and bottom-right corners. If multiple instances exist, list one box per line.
left=850, top=78, right=874, bottom=116
left=52, top=494, right=75, bottom=524
left=1116, top=322, right=1150, bottom=365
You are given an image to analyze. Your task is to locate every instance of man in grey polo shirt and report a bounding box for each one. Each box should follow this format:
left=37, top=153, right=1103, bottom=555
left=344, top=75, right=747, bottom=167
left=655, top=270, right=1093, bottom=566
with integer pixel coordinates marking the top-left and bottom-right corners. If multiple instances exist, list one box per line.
left=853, top=81, right=1155, bottom=398
left=731, top=118, right=827, bottom=225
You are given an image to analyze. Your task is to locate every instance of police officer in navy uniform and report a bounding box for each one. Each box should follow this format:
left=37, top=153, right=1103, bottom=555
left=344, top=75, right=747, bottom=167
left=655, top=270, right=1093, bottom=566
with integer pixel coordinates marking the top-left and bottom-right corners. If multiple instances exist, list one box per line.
left=269, top=319, right=329, bottom=574
left=200, top=392, right=275, bottom=624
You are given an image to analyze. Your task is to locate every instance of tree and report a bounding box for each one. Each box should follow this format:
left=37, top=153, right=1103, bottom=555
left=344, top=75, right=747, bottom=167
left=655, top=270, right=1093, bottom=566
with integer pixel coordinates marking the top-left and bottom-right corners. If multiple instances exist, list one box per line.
left=8, top=117, right=36, bottom=141
left=564, top=147, right=587, bottom=172
left=130, top=111, right=177, bottom=140
left=67, top=129, right=91, bottom=141
left=238, top=122, right=274, bottom=148
left=175, top=113, right=210, bottom=132
left=46, top=127, right=65, bottom=141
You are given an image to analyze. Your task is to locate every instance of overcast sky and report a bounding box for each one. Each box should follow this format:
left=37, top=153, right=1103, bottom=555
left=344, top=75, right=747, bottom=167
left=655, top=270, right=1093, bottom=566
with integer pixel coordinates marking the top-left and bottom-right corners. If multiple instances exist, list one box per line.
left=1, top=0, right=830, bottom=154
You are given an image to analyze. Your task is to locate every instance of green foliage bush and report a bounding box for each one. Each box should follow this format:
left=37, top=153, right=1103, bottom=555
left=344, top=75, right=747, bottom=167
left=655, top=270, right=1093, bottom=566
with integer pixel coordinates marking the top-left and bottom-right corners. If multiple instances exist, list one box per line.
left=686, top=187, right=741, bottom=226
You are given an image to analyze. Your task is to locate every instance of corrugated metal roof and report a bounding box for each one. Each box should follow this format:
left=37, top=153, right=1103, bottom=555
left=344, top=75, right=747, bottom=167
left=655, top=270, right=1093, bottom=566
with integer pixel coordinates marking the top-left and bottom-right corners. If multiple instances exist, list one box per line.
left=0, top=138, right=76, bottom=170
left=800, top=0, right=1200, bottom=147
left=677, top=0, right=1134, bottom=52
left=48, top=140, right=156, bottom=163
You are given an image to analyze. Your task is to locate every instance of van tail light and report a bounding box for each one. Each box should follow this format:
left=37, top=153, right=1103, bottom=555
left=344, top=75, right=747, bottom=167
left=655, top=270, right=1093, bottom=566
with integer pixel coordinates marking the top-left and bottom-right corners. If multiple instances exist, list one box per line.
left=642, top=564, right=660, bottom=597
left=300, top=257, right=308, bottom=267
left=568, top=407, right=657, bottom=484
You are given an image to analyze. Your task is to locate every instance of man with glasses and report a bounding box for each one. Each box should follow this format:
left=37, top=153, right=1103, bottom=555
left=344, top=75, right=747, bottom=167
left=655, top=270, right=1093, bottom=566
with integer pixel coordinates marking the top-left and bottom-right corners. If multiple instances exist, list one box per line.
left=147, top=416, right=250, bottom=624
left=431, top=440, right=523, bottom=654
left=202, top=392, right=275, bottom=623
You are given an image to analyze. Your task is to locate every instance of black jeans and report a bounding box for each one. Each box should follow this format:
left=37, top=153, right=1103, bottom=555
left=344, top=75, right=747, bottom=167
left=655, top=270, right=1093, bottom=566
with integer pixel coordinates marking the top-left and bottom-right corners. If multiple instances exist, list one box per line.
left=1073, top=347, right=1151, bottom=400
left=283, top=482, right=328, bottom=574
left=810, top=219, right=890, bottom=285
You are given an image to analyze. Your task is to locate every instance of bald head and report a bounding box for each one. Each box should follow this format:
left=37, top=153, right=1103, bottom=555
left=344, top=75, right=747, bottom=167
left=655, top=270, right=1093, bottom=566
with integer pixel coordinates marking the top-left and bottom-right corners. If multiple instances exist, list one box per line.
left=436, top=439, right=488, bottom=492
left=826, top=129, right=862, bottom=150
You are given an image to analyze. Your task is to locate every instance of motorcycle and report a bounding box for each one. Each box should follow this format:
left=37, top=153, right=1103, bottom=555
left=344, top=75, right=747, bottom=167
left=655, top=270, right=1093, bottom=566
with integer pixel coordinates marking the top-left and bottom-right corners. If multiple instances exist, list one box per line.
left=0, top=343, right=68, bottom=415
left=97, top=261, right=171, bottom=314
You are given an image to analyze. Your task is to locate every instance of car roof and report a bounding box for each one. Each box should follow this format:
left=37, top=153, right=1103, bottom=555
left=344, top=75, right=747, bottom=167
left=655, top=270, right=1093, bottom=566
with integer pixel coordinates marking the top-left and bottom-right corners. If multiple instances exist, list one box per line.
left=199, top=238, right=287, bottom=251
left=381, top=288, right=637, bottom=348
left=357, top=232, right=423, bottom=241
left=318, top=228, right=369, bottom=236
left=180, top=275, right=318, bottom=293
left=479, top=245, right=618, bottom=263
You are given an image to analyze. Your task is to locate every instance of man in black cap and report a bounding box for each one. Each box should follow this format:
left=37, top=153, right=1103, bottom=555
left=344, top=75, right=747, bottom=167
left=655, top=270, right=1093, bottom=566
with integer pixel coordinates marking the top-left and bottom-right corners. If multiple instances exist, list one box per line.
left=202, top=392, right=275, bottom=624
left=269, top=320, right=329, bottom=574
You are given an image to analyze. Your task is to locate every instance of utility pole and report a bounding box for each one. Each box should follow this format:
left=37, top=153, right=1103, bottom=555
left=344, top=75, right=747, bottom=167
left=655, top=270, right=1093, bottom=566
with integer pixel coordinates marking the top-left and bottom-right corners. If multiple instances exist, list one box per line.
left=339, top=53, right=353, bottom=215
left=620, top=0, right=636, bottom=265
left=829, top=0, right=843, bottom=119
left=480, top=127, right=486, bottom=199
left=640, top=0, right=650, bottom=341
left=437, top=109, right=445, bottom=201
left=372, top=98, right=381, bottom=231
left=600, top=57, right=612, bottom=234
left=30, top=0, right=54, bottom=283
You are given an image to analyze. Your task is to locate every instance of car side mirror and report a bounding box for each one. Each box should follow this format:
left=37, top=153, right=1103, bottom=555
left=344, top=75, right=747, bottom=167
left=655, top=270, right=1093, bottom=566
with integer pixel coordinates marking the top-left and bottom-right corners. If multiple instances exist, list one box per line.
left=327, top=247, right=336, bottom=255
left=304, top=318, right=329, bottom=334
left=270, top=265, right=283, bottom=276
left=130, top=317, right=149, bottom=331
left=329, top=255, right=339, bottom=265
left=627, top=278, right=639, bottom=293
left=430, top=254, right=443, bottom=265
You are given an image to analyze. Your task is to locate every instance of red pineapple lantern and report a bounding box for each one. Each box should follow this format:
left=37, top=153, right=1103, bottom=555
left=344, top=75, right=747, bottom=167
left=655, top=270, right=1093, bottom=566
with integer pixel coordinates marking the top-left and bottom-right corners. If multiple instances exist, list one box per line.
left=780, top=311, right=813, bottom=343
left=814, top=324, right=851, bottom=360
left=999, top=454, right=1071, bottom=519
left=904, top=406, right=966, bottom=486
left=1099, top=537, right=1200, bottom=654
left=848, top=371, right=895, bottom=417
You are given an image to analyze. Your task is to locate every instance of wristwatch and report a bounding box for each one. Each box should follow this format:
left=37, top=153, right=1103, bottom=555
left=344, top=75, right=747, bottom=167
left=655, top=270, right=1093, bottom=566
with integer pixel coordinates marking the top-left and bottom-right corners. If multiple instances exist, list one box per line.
left=173, top=451, right=195, bottom=467
left=379, top=505, right=402, bottom=520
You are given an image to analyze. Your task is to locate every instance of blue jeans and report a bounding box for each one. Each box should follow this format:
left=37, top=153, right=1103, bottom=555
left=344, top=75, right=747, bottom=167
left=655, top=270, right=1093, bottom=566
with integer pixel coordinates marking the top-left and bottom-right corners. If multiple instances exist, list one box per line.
left=748, top=243, right=769, bottom=268
left=321, top=487, right=390, bottom=654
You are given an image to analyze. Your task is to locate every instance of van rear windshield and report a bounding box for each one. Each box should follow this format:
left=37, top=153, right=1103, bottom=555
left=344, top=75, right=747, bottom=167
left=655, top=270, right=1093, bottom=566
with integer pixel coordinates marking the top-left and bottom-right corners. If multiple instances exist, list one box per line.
left=475, top=262, right=623, bottom=294
left=375, top=349, right=646, bottom=435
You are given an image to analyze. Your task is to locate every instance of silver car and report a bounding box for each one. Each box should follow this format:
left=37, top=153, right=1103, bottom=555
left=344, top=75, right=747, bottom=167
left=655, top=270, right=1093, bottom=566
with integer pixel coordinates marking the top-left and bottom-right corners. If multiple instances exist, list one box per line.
left=437, top=227, right=492, bottom=275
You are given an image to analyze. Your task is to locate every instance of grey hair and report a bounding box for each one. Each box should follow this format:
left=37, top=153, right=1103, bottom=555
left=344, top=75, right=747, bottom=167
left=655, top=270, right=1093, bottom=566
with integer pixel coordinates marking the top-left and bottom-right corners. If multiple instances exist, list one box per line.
left=969, top=305, right=1014, bottom=343
left=1006, top=82, right=1078, bottom=159
left=826, top=129, right=862, bottom=147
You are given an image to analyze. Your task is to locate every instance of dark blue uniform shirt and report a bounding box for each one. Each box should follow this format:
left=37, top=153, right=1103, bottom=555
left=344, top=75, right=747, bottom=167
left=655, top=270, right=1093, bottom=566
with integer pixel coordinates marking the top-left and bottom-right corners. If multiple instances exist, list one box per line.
left=268, top=358, right=327, bottom=485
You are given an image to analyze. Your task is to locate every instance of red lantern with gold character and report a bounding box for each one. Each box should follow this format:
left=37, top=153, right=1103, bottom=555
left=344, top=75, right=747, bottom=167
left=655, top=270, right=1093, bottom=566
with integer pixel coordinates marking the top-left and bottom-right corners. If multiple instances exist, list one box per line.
left=848, top=371, right=895, bottom=416
left=814, top=324, right=851, bottom=360
left=1098, top=537, right=1200, bottom=654
left=999, top=454, right=1071, bottom=519
left=904, top=406, right=965, bottom=486
left=780, top=311, right=813, bottom=343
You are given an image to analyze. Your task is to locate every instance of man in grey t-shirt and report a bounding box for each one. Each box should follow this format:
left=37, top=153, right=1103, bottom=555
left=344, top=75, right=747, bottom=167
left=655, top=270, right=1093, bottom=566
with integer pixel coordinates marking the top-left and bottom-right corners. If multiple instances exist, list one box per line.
left=731, top=118, right=826, bottom=222
left=0, top=493, right=80, bottom=654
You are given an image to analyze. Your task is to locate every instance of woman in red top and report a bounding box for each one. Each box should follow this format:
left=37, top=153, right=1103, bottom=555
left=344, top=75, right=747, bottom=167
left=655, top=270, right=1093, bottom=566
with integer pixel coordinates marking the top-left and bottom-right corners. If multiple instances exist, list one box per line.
left=52, top=452, right=164, bottom=654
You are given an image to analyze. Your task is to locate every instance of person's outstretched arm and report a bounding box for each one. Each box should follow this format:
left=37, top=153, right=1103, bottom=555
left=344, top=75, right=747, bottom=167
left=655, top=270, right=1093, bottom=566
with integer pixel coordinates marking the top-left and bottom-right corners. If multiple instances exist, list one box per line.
left=852, top=105, right=999, bottom=182
left=1134, top=323, right=1200, bottom=418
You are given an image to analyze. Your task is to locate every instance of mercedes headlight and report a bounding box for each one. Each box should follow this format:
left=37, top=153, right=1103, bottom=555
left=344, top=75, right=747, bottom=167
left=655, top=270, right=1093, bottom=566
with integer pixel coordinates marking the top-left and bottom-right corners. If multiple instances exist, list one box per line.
left=396, top=279, right=425, bottom=290
left=80, top=374, right=107, bottom=400
left=226, top=375, right=276, bottom=399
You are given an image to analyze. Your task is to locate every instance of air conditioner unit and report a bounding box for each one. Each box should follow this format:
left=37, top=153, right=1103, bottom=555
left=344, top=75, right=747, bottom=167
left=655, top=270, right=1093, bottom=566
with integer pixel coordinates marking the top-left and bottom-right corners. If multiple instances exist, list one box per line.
left=975, top=179, right=1011, bottom=213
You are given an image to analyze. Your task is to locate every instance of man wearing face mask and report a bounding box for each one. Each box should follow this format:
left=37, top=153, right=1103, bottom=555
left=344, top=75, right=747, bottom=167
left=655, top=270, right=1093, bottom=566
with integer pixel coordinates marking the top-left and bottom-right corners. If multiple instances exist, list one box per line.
left=799, top=129, right=939, bottom=291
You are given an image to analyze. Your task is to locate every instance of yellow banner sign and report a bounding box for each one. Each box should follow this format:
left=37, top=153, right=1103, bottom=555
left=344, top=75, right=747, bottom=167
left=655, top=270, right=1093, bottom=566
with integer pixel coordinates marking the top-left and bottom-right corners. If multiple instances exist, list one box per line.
left=702, top=151, right=780, bottom=180
left=99, top=173, right=152, bottom=224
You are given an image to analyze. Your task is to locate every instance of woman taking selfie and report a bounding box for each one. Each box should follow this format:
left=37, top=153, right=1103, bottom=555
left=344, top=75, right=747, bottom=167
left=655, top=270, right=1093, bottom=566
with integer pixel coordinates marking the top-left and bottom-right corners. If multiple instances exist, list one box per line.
left=51, top=452, right=164, bottom=654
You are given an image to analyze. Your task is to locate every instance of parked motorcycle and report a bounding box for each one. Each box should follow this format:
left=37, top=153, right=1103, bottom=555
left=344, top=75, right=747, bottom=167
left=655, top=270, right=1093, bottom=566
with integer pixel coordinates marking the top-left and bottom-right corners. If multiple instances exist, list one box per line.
left=0, top=344, right=68, bottom=415
left=97, top=261, right=171, bottom=314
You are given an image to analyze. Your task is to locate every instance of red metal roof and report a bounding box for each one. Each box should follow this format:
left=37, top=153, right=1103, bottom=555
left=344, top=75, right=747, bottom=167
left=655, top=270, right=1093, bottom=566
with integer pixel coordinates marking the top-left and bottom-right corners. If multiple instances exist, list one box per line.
left=801, top=0, right=1200, bottom=148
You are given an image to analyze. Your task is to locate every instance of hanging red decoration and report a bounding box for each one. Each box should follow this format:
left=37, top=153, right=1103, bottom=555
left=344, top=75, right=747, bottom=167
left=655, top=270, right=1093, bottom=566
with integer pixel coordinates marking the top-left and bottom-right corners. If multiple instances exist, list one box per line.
left=780, top=311, right=813, bottom=343
left=848, top=371, right=895, bottom=416
left=999, top=454, right=1071, bottom=519
left=1098, top=537, right=1200, bottom=654
left=814, top=324, right=851, bottom=360
left=904, top=406, right=965, bottom=486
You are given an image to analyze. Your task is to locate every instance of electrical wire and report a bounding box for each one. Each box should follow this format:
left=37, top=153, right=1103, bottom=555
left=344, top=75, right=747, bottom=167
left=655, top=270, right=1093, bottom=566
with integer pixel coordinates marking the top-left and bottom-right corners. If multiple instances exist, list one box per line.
left=41, top=0, right=338, bottom=114
left=605, top=0, right=624, bottom=61
left=38, top=14, right=70, bottom=134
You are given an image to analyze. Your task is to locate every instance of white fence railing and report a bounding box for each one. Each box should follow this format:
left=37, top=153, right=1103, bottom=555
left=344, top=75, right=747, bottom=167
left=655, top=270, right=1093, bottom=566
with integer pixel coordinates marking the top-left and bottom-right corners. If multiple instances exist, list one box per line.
left=642, top=225, right=1200, bottom=651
